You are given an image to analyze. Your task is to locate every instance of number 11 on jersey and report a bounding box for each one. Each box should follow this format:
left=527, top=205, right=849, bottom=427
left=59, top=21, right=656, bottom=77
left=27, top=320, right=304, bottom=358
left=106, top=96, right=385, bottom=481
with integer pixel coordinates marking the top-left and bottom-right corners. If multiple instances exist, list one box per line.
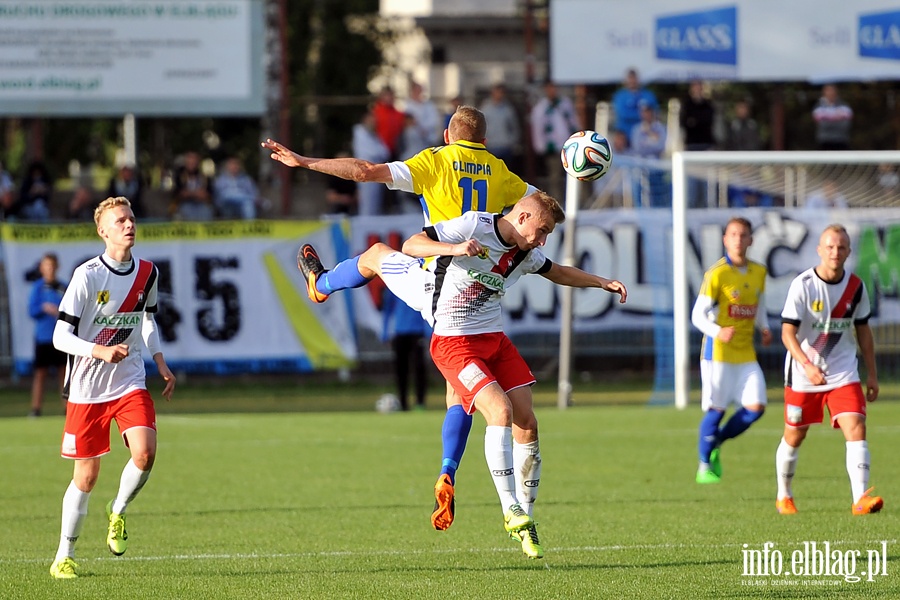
left=459, top=177, right=488, bottom=212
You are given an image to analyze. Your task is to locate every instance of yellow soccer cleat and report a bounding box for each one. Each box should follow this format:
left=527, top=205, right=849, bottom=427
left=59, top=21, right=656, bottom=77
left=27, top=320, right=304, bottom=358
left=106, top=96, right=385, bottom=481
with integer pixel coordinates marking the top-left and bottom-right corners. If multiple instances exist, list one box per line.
left=49, top=557, right=78, bottom=579
left=106, top=500, right=128, bottom=556
left=512, top=524, right=544, bottom=559
left=503, top=503, right=533, bottom=534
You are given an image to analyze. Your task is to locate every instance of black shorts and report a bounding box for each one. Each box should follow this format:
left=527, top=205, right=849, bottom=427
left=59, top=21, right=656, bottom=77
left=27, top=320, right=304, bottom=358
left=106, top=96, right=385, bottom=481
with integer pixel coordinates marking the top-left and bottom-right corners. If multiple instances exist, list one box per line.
left=34, top=342, right=66, bottom=369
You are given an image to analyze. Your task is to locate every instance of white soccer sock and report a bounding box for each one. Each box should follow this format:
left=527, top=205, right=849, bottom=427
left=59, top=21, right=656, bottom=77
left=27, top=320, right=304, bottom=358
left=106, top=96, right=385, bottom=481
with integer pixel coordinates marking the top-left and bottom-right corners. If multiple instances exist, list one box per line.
left=775, top=437, right=799, bottom=500
left=845, top=440, right=870, bottom=504
left=513, top=440, right=542, bottom=517
left=56, top=481, right=90, bottom=561
left=484, top=426, right=517, bottom=513
left=112, top=458, right=150, bottom=515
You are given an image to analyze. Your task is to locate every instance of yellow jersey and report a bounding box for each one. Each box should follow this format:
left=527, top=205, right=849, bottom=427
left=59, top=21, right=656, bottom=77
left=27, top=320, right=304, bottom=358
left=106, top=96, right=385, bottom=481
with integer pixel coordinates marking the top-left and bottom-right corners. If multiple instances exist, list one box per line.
left=699, top=257, right=767, bottom=363
left=404, top=141, right=528, bottom=224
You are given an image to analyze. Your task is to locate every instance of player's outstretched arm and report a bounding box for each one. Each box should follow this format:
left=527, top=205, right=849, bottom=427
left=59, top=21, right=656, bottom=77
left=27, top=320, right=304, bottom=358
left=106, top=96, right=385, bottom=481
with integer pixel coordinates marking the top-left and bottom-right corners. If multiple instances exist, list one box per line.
left=260, top=138, right=392, bottom=183
left=540, top=263, right=627, bottom=303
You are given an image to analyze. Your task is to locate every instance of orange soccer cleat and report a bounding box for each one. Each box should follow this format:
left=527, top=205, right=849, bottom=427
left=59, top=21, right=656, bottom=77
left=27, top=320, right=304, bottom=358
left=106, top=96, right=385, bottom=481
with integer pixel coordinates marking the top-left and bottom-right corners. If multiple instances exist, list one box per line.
left=852, top=488, right=884, bottom=516
left=776, top=497, right=798, bottom=515
left=297, top=244, right=329, bottom=303
left=431, top=474, right=456, bottom=531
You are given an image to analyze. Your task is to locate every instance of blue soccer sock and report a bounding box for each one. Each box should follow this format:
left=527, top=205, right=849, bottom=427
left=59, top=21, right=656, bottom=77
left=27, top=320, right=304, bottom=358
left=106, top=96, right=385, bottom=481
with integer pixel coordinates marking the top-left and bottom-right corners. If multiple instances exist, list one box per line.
left=718, top=407, right=764, bottom=444
left=698, top=409, right=725, bottom=463
left=317, top=255, right=371, bottom=295
left=440, top=405, right=473, bottom=485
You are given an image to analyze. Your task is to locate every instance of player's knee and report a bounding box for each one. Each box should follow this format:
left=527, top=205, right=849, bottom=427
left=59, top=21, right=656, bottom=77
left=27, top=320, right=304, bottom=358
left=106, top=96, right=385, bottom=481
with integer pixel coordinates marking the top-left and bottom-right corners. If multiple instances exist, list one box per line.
left=132, top=450, right=156, bottom=471
left=74, top=471, right=99, bottom=492
left=783, top=426, right=807, bottom=446
left=514, top=412, right=538, bottom=435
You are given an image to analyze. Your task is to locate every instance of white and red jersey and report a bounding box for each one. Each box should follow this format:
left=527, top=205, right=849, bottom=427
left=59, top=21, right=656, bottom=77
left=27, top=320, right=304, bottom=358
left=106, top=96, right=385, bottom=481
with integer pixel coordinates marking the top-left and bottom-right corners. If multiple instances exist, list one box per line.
left=423, top=212, right=550, bottom=336
left=57, top=255, right=159, bottom=404
left=781, top=267, right=871, bottom=392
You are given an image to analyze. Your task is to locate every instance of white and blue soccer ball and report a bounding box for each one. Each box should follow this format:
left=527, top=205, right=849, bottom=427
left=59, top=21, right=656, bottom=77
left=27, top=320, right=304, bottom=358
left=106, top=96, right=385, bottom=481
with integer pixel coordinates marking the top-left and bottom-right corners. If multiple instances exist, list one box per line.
left=560, top=130, right=612, bottom=182
left=375, top=393, right=402, bottom=413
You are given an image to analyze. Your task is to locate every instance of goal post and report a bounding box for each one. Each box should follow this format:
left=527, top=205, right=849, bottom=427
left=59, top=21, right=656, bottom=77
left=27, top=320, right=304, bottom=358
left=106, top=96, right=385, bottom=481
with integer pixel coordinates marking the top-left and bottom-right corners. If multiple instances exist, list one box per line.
left=672, top=150, right=900, bottom=410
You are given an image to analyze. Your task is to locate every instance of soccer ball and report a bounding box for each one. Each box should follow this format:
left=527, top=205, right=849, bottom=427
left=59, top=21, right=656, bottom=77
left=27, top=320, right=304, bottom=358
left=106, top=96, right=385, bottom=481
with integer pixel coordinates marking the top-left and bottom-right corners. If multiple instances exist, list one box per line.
left=560, top=130, right=612, bottom=182
left=375, top=393, right=402, bottom=413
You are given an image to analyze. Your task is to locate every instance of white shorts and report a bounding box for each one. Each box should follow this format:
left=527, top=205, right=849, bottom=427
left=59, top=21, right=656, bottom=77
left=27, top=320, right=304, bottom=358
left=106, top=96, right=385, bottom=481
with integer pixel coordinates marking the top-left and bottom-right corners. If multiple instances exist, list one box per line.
left=700, top=360, right=767, bottom=412
left=380, top=252, right=432, bottom=314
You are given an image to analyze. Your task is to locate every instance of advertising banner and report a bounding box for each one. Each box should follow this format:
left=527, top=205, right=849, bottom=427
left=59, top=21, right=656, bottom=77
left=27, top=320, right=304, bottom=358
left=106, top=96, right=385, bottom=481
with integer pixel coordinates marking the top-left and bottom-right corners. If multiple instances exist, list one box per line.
left=551, top=0, right=900, bottom=83
left=0, top=0, right=265, bottom=115
left=348, top=209, right=900, bottom=337
left=1, top=220, right=355, bottom=374
left=4, top=210, right=898, bottom=373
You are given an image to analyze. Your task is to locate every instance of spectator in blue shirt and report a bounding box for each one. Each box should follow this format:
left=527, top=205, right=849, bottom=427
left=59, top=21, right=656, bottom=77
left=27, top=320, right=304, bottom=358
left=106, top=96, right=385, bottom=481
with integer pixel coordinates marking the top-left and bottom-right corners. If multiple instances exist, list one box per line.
left=27, top=253, right=67, bottom=416
left=612, top=69, right=658, bottom=144
left=630, top=102, right=667, bottom=159
left=214, top=157, right=259, bottom=219
left=382, top=289, right=431, bottom=411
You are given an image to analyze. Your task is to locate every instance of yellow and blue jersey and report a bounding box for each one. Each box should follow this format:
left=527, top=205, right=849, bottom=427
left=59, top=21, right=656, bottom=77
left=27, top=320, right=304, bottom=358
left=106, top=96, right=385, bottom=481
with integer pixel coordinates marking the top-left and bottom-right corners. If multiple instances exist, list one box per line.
left=699, top=256, right=767, bottom=364
left=404, top=141, right=528, bottom=224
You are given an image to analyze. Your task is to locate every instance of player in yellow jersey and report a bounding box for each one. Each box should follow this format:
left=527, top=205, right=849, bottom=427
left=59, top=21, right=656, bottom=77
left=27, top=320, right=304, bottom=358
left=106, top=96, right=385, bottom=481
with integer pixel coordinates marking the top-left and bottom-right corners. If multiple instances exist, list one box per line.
left=261, top=106, right=539, bottom=530
left=690, top=217, right=772, bottom=484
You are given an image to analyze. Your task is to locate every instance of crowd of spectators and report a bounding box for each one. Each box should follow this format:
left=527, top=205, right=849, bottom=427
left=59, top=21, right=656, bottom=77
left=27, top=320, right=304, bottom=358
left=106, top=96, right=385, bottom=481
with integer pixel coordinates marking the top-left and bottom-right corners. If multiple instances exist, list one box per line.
left=0, top=72, right=892, bottom=221
left=0, top=152, right=266, bottom=223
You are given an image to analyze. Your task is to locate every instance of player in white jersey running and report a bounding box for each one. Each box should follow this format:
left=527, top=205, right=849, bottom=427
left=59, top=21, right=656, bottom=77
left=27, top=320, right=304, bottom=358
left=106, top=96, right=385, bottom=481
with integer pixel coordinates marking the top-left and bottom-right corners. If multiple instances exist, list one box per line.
left=49, top=197, right=175, bottom=580
left=775, top=224, right=882, bottom=516
left=299, top=192, right=627, bottom=558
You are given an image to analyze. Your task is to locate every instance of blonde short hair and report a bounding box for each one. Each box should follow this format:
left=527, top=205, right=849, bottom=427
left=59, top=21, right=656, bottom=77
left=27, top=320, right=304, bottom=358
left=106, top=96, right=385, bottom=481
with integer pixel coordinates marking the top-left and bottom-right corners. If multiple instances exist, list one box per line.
left=448, top=105, right=487, bottom=142
left=94, top=196, right=132, bottom=227
left=524, top=190, right=566, bottom=225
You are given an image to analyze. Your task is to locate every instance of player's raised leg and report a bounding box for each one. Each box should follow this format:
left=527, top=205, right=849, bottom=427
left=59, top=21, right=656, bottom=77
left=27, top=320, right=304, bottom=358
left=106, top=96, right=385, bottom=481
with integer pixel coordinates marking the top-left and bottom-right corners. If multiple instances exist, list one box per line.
left=431, top=384, right=473, bottom=531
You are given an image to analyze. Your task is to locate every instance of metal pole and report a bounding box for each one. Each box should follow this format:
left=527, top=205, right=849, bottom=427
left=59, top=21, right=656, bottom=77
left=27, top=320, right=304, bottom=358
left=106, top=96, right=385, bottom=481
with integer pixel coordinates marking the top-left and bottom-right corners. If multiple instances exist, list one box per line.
left=277, top=0, right=292, bottom=217
left=123, top=113, right=137, bottom=166
left=557, top=174, right=581, bottom=409
left=672, top=152, right=689, bottom=410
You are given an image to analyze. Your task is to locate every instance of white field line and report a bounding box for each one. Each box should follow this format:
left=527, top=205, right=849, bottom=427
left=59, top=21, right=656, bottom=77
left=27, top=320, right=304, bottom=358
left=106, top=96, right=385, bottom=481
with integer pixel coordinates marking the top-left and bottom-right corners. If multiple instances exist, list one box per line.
left=3, top=539, right=896, bottom=565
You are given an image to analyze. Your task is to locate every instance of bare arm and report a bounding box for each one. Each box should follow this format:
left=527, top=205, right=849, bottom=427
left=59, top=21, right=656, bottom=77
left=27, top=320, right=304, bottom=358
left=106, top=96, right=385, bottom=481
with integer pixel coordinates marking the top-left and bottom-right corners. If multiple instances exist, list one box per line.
left=401, top=231, right=483, bottom=259
left=540, top=263, right=627, bottom=303
left=855, top=322, right=879, bottom=402
left=261, top=138, right=393, bottom=183
left=781, top=322, right=825, bottom=386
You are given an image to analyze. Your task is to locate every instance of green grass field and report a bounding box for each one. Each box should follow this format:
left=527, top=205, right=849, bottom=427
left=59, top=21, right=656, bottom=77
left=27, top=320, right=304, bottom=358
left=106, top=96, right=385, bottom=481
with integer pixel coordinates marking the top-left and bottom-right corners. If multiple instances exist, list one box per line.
left=0, top=381, right=898, bottom=599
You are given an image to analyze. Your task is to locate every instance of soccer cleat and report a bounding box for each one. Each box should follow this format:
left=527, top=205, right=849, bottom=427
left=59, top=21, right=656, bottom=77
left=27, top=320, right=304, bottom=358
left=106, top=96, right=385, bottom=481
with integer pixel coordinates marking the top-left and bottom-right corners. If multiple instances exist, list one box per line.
left=695, top=468, right=721, bottom=484
left=106, top=500, right=128, bottom=556
left=297, top=244, right=329, bottom=303
left=503, top=503, right=533, bottom=534
left=49, top=557, right=78, bottom=579
left=431, top=474, right=456, bottom=531
left=709, top=447, right=722, bottom=478
left=512, top=524, right=544, bottom=559
left=852, top=488, right=884, bottom=516
left=776, top=497, right=798, bottom=515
